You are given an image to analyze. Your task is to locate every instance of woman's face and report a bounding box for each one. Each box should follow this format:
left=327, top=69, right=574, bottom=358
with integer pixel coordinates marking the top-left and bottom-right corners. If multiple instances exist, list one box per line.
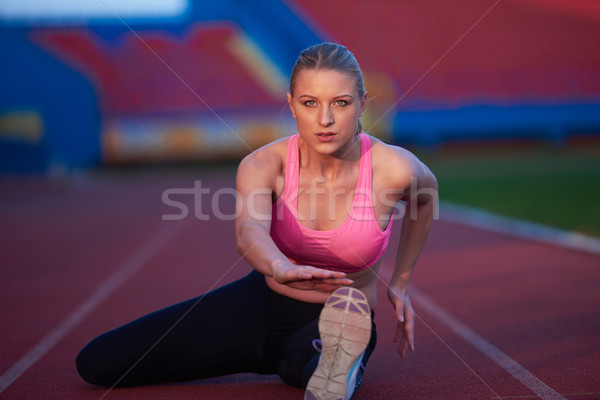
left=287, top=68, right=366, bottom=156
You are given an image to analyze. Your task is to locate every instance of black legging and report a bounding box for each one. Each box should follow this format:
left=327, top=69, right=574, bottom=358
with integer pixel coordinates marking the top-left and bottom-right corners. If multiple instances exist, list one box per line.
left=76, top=270, right=377, bottom=388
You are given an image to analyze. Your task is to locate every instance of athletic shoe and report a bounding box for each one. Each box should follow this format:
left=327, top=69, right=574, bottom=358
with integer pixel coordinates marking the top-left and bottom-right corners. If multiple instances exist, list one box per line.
left=305, top=287, right=372, bottom=400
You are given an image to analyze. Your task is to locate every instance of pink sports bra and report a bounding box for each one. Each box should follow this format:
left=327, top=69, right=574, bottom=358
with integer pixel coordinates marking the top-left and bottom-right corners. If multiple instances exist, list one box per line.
left=270, top=133, right=394, bottom=273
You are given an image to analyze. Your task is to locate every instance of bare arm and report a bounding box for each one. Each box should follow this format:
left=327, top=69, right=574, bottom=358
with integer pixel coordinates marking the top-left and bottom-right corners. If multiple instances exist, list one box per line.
left=390, top=158, right=437, bottom=291
left=235, top=145, right=351, bottom=291
left=385, top=149, right=438, bottom=356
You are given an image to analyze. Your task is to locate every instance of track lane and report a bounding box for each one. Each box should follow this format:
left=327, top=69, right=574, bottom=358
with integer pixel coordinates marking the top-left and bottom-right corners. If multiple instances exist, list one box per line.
left=1, top=173, right=598, bottom=399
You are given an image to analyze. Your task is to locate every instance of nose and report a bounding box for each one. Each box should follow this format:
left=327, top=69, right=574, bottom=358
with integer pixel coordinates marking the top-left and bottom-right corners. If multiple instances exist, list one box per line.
left=318, top=105, right=334, bottom=127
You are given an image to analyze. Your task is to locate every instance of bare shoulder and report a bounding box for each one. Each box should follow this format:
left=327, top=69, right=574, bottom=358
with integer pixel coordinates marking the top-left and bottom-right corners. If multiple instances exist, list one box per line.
left=236, top=136, right=289, bottom=191
left=368, top=135, right=421, bottom=189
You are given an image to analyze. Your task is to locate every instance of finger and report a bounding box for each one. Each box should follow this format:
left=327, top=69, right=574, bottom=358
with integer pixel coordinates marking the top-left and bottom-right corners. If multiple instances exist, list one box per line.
left=398, top=335, right=409, bottom=357
left=404, top=308, right=415, bottom=351
left=393, top=320, right=405, bottom=343
left=406, top=329, right=415, bottom=352
left=317, top=277, right=354, bottom=285
left=399, top=322, right=413, bottom=357
left=406, top=332, right=415, bottom=352
left=311, top=270, right=344, bottom=280
left=304, top=266, right=348, bottom=279
left=289, top=270, right=314, bottom=280
left=275, top=270, right=310, bottom=285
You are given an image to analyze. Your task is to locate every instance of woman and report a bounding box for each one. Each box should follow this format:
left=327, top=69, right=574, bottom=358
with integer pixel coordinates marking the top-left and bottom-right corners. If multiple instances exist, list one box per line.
left=77, top=42, right=437, bottom=400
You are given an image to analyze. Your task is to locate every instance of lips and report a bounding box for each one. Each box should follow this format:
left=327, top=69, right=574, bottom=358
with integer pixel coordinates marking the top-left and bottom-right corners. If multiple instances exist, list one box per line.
left=316, top=132, right=336, bottom=142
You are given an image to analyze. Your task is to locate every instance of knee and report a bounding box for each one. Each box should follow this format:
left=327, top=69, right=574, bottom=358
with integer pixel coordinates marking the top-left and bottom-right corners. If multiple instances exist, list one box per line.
left=76, top=339, right=113, bottom=386
left=76, top=342, right=103, bottom=386
left=76, top=336, right=130, bottom=387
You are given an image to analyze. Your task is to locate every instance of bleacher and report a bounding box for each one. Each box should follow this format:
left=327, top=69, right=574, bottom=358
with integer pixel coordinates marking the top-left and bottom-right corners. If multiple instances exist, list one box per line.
left=1, top=0, right=599, bottom=173
left=293, top=0, right=600, bottom=145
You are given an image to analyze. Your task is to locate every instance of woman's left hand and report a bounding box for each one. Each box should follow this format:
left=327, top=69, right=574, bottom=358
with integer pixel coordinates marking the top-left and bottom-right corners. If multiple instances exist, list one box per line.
left=387, top=286, right=415, bottom=357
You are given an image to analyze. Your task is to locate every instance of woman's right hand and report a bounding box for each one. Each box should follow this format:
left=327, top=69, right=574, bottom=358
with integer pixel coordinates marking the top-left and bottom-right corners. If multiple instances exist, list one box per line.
left=272, top=260, right=353, bottom=292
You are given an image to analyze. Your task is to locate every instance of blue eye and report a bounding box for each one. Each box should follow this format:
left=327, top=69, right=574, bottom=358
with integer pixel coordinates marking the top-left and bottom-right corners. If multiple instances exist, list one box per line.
left=335, top=100, right=348, bottom=106
left=304, top=100, right=316, bottom=107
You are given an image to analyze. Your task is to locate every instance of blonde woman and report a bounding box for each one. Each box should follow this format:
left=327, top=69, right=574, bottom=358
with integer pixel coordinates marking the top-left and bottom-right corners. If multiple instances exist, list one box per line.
left=77, top=42, right=437, bottom=400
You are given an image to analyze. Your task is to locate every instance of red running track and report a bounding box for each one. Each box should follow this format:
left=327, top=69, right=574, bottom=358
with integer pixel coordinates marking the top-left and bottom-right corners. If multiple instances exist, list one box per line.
left=0, top=168, right=598, bottom=400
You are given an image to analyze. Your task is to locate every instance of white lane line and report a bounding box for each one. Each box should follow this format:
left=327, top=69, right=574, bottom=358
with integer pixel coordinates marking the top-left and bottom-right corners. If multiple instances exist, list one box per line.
left=410, top=287, right=567, bottom=400
left=0, top=221, right=189, bottom=394
left=441, top=202, right=600, bottom=255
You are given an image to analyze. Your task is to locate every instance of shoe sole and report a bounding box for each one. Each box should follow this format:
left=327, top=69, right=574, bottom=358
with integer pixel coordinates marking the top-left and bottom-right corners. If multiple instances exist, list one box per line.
left=305, top=287, right=372, bottom=400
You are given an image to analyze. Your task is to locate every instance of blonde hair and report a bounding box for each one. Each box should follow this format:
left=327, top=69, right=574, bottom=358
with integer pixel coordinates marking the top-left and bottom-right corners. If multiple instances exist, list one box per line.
left=289, top=43, right=365, bottom=133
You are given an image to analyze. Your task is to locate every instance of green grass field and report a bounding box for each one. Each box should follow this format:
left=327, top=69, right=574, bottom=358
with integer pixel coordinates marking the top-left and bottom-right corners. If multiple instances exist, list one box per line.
left=419, top=141, right=600, bottom=237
